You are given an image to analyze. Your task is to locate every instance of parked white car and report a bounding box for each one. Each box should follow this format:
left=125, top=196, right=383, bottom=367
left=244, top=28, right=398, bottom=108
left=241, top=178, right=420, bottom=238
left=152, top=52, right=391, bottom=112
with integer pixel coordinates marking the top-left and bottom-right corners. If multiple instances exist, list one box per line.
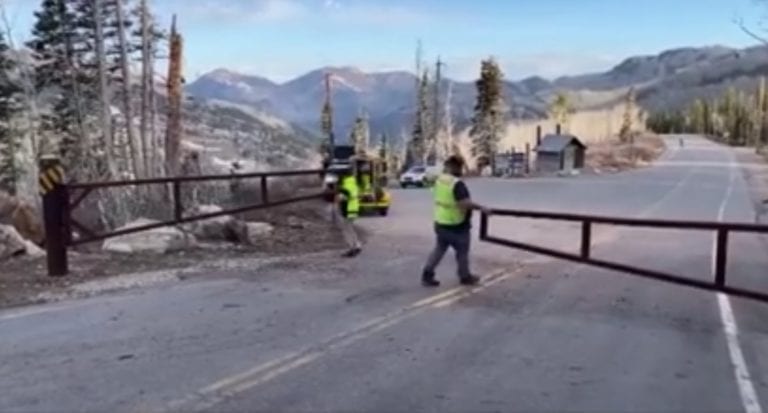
left=399, top=165, right=439, bottom=188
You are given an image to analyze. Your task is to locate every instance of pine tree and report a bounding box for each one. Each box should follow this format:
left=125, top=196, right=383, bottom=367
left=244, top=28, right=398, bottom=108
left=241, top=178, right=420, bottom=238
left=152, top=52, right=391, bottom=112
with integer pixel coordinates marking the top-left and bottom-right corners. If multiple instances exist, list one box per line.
left=755, top=77, right=768, bottom=148
left=688, top=99, right=705, bottom=133
left=702, top=100, right=713, bottom=136
left=719, top=87, right=737, bottom=143
left=470, top=58, right=504, bottom=171
left=732, top=92, right=753, bottom=146
left=28, top=0, right=88, bottom=170
left=0, top=31, right=21, bottom=195
left=619, top=87, right=635, bottom=142
left=72, top=0, right=141, bottom=175
left=549, top=91, right=571, bottom=129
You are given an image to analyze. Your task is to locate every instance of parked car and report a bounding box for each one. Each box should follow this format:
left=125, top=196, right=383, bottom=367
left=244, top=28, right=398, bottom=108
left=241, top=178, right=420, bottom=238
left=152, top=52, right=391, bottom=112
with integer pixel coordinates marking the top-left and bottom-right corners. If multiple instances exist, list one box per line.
left=399, top=165, right=438, bottom=188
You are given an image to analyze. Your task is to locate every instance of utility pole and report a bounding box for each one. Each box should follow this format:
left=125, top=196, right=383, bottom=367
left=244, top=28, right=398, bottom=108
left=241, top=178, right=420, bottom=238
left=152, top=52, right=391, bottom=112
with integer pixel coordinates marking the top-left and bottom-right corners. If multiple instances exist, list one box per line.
left=165, top=14, right=183, bottom=177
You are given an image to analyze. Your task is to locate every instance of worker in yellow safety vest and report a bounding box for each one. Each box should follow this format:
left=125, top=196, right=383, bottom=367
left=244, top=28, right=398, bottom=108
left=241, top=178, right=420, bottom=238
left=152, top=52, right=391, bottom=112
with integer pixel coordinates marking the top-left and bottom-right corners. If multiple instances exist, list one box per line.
left=421, top=156, right=490, bottom=287
left=336, top=168, right=362, bottom=257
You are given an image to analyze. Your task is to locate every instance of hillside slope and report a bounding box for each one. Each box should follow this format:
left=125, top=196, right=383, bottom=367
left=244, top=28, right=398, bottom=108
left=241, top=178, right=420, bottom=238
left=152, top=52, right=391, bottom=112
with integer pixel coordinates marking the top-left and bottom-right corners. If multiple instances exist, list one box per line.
left=186, top=44, right=767, bottom=142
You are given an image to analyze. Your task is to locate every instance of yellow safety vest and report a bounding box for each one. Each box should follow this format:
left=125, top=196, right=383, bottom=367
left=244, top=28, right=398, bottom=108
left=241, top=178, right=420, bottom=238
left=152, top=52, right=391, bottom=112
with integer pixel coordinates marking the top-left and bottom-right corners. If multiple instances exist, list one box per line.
left=341, top=175, right=360, bottom=218
left=433, top=174, right=465, bottom=225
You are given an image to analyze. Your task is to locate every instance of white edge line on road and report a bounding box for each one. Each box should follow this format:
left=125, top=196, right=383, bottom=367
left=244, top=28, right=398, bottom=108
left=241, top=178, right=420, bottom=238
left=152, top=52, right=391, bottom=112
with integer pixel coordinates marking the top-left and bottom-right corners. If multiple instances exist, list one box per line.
left=714, top=158, right=763, bottom=413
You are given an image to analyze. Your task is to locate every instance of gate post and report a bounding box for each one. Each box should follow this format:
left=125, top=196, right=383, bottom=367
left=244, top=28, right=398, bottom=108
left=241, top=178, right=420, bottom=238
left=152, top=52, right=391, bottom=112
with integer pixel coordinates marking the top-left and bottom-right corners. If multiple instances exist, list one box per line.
left=580, top=221, right=592, bottom=259
left=39, top=156, right=69, bottom=276
left=524, top=143, right=531, bottom=175
left=714, top=229, right=729, bottom=287
left=260, top=175, right=269, bottom=204
left=480, top=212, right=489, bottom=241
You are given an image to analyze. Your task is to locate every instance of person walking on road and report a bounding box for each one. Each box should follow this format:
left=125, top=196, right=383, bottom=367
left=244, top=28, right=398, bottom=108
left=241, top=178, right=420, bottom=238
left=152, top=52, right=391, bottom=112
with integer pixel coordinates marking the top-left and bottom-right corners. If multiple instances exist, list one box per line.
left=336, top=167, right=363, bottom=258
left=422, top=155, right=490, bottom=287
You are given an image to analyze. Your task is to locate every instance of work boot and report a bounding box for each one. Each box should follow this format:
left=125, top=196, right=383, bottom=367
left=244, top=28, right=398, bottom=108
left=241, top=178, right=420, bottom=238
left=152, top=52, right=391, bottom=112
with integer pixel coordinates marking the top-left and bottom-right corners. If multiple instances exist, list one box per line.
left=459, top=275, right=481, bottom=286
left=421, top=271, right=440, bottom=287
left=341, top=248, right=361, bottom=258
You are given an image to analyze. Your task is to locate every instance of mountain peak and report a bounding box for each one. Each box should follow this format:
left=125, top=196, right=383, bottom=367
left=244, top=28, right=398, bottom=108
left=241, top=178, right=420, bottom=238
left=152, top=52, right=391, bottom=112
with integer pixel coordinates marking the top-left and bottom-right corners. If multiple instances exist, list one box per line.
left=206, top=68, right=246, bottom=80
left=319, top=65, right=364, bottom=75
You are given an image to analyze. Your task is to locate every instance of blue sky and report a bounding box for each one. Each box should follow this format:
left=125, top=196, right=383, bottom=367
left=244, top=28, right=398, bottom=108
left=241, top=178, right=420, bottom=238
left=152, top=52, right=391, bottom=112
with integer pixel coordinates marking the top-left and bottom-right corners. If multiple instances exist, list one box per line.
left=1, top=0, right=764, bottom=82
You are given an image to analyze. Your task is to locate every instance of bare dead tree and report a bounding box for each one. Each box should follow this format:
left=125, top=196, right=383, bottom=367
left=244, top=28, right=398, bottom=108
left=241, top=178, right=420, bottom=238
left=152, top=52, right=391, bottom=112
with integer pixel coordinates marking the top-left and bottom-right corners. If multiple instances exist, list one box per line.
left=114, top=0, right=141, bottom=178
left=439, top=79, right=456, bottom=161
left=165, top=14, right=183, bottom=177
left=736, top=17, right=768, bottom=45
left=734, top=0, right=768, bottom=44
left=92, top=0, right=115, bottom=177
left=139, top=0, right=151, bottom=176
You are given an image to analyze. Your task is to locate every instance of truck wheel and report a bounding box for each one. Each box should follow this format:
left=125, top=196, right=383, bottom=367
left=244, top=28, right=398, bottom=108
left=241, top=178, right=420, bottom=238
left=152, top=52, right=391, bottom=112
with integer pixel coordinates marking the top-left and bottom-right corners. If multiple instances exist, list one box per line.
left=379, top=207, right=389, bottom=216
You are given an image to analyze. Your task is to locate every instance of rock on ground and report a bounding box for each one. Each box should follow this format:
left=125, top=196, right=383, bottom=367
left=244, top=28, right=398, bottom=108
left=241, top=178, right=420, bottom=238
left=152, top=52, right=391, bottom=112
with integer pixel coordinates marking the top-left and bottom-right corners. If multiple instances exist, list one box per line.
left=185, top=205, right=239, bottom=241
left=0, top=192, right=44, bottom=245
left=237, top=222, right=275, bottom=246
left=0, top=224, right=44, bottom=261
left=103, top=218, right=196, bottom=254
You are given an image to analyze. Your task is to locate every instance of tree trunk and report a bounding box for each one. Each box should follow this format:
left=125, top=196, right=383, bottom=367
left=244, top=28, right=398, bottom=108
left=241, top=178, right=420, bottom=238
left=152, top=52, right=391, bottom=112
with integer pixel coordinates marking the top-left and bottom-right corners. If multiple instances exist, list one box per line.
left=115, top=0, right=141, bottom=178
left=149, top=47, right=160, bottom=175
left=139, top=0, right=151, bottom=177
left=93, top=0, right=115, bottom=177
left=165, top=15, right=183, bottom=177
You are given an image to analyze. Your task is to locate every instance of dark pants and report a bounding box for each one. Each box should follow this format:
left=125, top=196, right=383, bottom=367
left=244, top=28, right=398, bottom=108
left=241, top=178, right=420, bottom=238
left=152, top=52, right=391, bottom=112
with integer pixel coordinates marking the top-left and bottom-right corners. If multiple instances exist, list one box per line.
left=423, top=226, right=471, bottom=280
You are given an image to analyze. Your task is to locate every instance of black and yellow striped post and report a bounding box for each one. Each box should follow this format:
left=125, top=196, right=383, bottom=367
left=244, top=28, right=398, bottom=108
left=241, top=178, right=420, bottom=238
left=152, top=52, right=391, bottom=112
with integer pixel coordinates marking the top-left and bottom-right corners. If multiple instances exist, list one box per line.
left=39, top=156, right=69, bottom=276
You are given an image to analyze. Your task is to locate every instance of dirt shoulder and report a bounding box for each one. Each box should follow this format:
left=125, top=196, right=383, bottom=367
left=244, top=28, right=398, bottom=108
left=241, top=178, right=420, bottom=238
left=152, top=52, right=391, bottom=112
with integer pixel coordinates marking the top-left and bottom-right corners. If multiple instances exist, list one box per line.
left=586, top=134, right=667, bottom=173
left=736, top=148, right=768, bottom=217
left=0, top=200, right=346, bottom=309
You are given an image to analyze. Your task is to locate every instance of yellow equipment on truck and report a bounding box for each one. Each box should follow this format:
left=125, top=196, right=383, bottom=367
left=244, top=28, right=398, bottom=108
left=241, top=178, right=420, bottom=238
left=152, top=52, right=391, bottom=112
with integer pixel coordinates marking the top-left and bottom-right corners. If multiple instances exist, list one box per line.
left=323, top=145, right=391, bottom=217
left=352, top=154, right=391, bottom=216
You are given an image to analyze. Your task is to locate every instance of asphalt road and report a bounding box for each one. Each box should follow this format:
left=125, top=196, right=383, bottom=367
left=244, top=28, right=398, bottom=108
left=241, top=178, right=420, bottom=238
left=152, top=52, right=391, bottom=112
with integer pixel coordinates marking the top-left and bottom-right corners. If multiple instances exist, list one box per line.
left=2, top=135, right=768, bottom=412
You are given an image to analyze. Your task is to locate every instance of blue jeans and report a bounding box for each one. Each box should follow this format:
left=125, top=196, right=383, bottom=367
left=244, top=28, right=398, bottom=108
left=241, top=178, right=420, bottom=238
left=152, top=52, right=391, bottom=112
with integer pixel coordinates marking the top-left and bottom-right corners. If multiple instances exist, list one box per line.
left=423, top=226, right=471, bottom=279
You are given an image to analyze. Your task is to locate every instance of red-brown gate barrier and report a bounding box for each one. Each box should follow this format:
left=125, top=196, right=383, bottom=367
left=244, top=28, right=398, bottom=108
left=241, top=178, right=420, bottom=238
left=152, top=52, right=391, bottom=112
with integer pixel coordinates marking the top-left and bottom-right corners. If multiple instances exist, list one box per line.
left=480, top=209, right=768, bottom=303
left=40, top=157, right=327, bottom=276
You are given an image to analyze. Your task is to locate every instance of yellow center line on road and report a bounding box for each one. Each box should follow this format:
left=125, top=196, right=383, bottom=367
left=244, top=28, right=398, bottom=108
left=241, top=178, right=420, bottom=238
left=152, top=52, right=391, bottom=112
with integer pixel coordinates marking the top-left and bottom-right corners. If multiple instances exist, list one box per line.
left=163, top=269, right=520, bottom=413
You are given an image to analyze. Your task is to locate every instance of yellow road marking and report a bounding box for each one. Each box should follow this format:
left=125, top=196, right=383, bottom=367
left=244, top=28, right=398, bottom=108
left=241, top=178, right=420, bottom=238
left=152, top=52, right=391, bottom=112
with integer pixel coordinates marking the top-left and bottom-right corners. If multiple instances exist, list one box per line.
left=164, top=269, right=517, bottom=413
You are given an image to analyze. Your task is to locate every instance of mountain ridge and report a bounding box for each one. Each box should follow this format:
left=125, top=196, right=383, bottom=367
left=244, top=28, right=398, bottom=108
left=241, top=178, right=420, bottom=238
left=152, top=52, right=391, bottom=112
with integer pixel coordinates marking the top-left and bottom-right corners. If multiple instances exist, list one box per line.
left=186, top=43, right=765, bottom=143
